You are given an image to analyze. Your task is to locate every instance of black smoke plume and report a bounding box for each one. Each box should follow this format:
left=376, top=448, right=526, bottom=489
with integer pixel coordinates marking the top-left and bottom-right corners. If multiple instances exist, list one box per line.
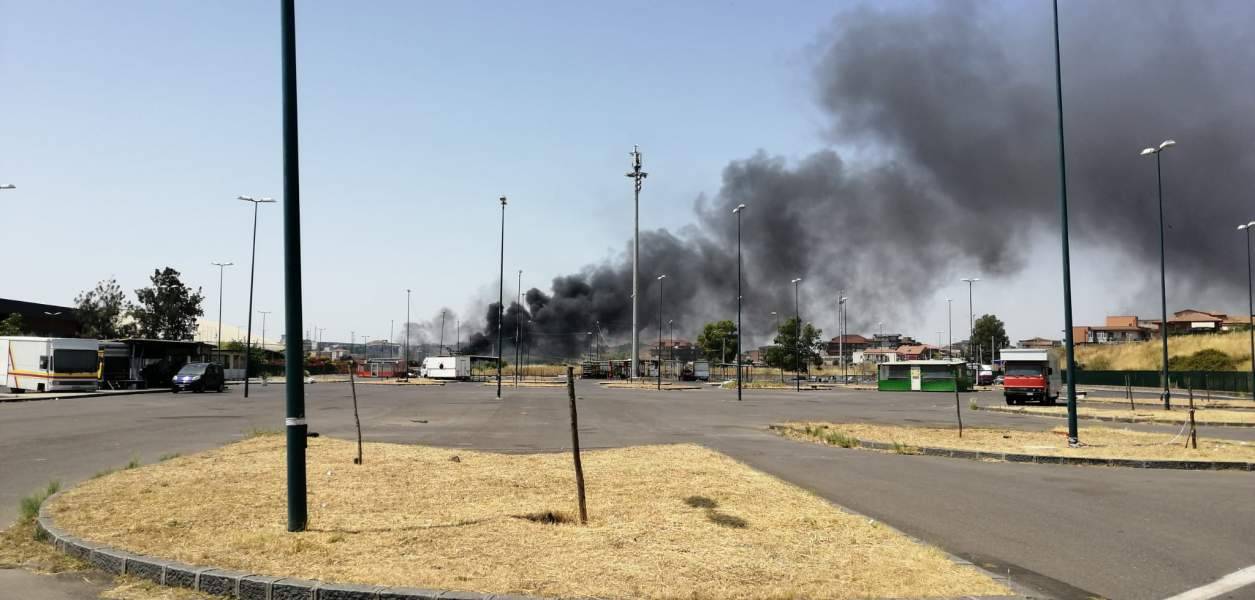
left=473, top=0, right=1255, bottom=359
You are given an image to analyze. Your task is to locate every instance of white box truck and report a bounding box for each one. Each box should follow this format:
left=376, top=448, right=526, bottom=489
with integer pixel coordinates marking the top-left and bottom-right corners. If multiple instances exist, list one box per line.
left=1, top=336, right=101, bottom=393
left=420, top=355, right=470, bottom=380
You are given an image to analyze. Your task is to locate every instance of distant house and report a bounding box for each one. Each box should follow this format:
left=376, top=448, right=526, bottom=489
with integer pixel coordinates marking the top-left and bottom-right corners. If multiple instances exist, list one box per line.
left=1017, top=337, right=1060, bottom=349
left=896, top=344, right=933, bottom=361
left=855, top=347, right=898, bottom=364
left=1144, top=309, right=1238, bottom=337
left=648, top=338, right=698, bottom=363
left=1084, top=315, right=1153, bottom=344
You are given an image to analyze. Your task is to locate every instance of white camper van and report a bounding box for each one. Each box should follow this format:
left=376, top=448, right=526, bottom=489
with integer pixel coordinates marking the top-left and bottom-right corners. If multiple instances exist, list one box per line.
left=0, top=337, right=101, bottom=393
left=420, top=355, right=470, bottom=380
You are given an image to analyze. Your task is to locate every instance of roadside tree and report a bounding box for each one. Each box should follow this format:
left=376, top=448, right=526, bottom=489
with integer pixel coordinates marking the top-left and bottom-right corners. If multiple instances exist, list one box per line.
left=696, top=320, right=738, bottom=363
left=971, top=314, right=1009, bottom=361
left=0, top=313, right=26, bottom=336
left=75, top=277, right=132, bottom=339
left=131, top=267, right=205, bottom=340
left=768, top=317, right=824, bottom=370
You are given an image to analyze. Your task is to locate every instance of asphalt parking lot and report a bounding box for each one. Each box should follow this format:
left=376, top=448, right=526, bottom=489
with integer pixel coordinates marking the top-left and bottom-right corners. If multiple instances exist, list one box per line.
left=3, top=381, right=1254, bottom=599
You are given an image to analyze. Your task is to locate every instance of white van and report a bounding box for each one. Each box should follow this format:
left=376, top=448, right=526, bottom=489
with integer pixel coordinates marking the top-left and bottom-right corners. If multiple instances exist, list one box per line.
left=0, top=336, right=101, bottom=393
left=420, top=355, right=470, bottom=380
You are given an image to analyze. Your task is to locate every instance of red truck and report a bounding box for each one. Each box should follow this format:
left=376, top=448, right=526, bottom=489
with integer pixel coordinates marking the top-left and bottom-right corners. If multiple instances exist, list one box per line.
left=1000, top=348, right=1058, bottom=405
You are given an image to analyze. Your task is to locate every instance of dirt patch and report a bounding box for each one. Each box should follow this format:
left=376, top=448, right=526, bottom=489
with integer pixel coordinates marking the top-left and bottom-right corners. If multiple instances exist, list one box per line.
left=777, top=422, right=1255, bottom=462
left=47, top=437, right=1005, bottom=600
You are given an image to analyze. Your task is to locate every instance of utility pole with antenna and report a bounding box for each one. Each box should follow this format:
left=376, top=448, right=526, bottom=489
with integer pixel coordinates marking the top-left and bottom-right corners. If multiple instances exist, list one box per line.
left=626, top=146, right=647, bottom=380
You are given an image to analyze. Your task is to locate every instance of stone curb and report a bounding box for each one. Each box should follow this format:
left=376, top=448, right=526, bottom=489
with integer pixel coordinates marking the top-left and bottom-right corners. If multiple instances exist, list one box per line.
left=34, top=490, right=1034, bottom=600
left=974, top=404, right=1255, bottom=427
left=33, top=505, right=545, bottom=600
left=0, top=388, right=171, bottom=403
left=770, top=425, right=1255, bottom=471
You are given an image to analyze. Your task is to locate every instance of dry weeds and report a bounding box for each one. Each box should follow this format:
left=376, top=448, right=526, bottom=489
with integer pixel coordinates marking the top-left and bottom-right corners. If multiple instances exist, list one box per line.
left=1076, top=330, right=1252, bottom=370
left=48, top=438, right=1005, bottom=600
left=779, top=422, right=1255, bottom=461
left=987, top=404, right=1255, bottom=425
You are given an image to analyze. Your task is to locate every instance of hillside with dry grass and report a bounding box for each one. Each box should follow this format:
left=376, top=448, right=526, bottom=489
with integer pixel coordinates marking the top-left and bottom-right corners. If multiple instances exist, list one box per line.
left=1076, top=331, right=1252, bottom=371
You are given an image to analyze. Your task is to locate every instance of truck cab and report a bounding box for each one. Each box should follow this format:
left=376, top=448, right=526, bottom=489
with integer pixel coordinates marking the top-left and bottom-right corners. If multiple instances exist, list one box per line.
left=1000, top=348, right=1058, bottom=405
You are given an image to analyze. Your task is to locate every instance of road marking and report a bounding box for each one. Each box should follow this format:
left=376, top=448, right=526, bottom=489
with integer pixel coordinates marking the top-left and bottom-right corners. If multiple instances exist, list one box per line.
left=1163, top=565, right=1255, bottom=600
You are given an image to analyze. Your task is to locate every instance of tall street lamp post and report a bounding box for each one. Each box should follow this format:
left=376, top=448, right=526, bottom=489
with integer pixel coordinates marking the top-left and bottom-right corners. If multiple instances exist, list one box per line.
left=279, top=0, right=307, bottom=531
left=1239, top=221, right=1255, bottom=395
left=626, top=147, right=647, bottom=380
left=947, top=298, right=953, bottom=359
left=238, top=196, right=275, bottom=398
left=211, top=262, right=234, bottom=366
left=792, top=278, right=803, bottom=392
left=1053, top=0, right=1080, bottom=446
left=404, top=289, right=411, bottom=381
left=439, top=309, right=447, bottom=355
left=839, top=295, right=848, bottom=383
left=515, top=270, right=522, bottom=386
left=497, top=196, right=506, bottom=398
left=656, top=274, right=666, bottom=390
left=771, top=311, right=783, bottom=384
left=960, top=277, right=979, bottom=364
left=258, top=311, right=271, bottom=352
left=733, top=203, right=746, bottom=401
left=1140, top=138, right=1176, bottom=409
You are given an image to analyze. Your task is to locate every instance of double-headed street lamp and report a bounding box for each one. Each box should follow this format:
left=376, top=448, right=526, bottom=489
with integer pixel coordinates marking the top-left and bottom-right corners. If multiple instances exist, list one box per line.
left=656, top=274, right=666, bottom=390
left=960, top=277, right=979, bottom=363
left=1140, top=138, right=1176, bottom=409
left=792, top=277, right=803, bottom=392
left=211, top=262, right=234, bottom=366
left=0, top=184, right=15, bottom=190
left=1239, top=221, right=1255, bottom=396
left=238, top=196, right=275, bottom=398
left=733, top=203, right=746, bottom=401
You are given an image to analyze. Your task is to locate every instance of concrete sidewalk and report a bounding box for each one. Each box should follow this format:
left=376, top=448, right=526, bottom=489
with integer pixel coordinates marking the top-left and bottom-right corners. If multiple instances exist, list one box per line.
left=0, top=388, right=169, bottom=403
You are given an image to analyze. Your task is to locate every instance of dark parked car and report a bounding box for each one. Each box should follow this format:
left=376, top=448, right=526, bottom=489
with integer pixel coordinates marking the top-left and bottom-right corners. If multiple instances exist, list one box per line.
left=171, top=362, right=225, bottom=393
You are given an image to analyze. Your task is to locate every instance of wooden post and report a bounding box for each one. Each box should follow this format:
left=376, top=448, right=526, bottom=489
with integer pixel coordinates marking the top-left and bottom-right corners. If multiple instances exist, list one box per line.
left=953, top=366, right=963, bottom=438
left=1187, top=387, right=1198, bottom=450
left=1126, top=374, right=1134, bottom=410
left=566, top=366, right=588, bottom=524
left=350, top=361, right=363, bottom=465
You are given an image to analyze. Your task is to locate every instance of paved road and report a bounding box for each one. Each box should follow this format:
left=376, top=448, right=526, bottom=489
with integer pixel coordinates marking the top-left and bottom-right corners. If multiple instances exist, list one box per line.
left=2, top=382, right=1253, bottom=599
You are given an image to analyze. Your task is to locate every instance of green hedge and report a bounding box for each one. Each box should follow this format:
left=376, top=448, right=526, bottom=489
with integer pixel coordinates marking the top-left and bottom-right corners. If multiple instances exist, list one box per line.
left=1068, top=370, right=1252, bottom=394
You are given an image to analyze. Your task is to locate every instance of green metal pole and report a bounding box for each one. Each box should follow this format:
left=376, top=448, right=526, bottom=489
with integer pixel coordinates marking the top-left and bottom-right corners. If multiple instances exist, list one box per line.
left=497, top=197, right=506, bottom=398
left=280, top=0, right=307, bottom=532
left=1156, top=152, right=1170, bottom=409
left=1052, top=0, right=1079, bottom=446
left=1246, top=227, right=1254, bottom=397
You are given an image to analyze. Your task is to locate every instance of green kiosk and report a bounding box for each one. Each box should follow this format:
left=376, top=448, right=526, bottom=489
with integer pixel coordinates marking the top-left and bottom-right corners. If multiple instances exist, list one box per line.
left=877, top=360, right=971, bottom=392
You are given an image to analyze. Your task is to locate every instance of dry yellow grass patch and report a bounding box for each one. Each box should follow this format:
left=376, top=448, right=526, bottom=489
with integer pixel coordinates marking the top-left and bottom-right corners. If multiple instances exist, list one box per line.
left=47, top=438, right=1005, bottom=600
left=1075, top=330, right=1251, bottom=370
left=601, top=381, right=701, bottom=390
left=988, top=404, right=1255, bottom=425
left=779, top=422, right=1255, bottom=461
left=358, top=378, right=444, bottom=386
left=1084, top=396, right=1255, bottom=410
left=0, top=519, right=85, bottom=572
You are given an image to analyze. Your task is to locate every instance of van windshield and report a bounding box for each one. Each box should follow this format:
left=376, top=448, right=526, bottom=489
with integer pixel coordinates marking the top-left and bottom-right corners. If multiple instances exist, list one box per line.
left=1005, top=364, right=1044, bottom=377
left=178, top=364, right=208, bottom=376
left=52, top=349, right=99, bottom=373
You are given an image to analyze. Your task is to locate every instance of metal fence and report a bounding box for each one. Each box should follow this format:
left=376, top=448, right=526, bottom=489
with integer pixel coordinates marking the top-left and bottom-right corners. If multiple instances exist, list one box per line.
left=1067, top=369, right=1253, bottom=394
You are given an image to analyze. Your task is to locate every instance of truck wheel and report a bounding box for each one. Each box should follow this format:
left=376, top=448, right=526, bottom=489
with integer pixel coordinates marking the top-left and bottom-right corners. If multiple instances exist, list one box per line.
left=1005, top=397, right=1014, bottom=406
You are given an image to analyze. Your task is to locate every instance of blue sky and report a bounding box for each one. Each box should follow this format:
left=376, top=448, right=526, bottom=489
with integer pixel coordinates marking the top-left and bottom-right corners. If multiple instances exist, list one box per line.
left=3, top=1, right=1189, bottom=347
left=0, top=1, right=850, bottom=344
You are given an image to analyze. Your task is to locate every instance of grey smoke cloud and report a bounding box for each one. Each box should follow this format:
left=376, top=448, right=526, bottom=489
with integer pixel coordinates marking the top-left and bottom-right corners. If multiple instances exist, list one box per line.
left=470, top=0, right=1254, bottom=358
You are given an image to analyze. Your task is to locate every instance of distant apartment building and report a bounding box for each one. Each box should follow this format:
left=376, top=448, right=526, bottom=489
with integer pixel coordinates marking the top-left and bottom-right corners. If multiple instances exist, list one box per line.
left=647, top=338, right=699, bottom=363
left=824, top=334, right=870, bottom=365
left=854, top=347, right=898, bottom=364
